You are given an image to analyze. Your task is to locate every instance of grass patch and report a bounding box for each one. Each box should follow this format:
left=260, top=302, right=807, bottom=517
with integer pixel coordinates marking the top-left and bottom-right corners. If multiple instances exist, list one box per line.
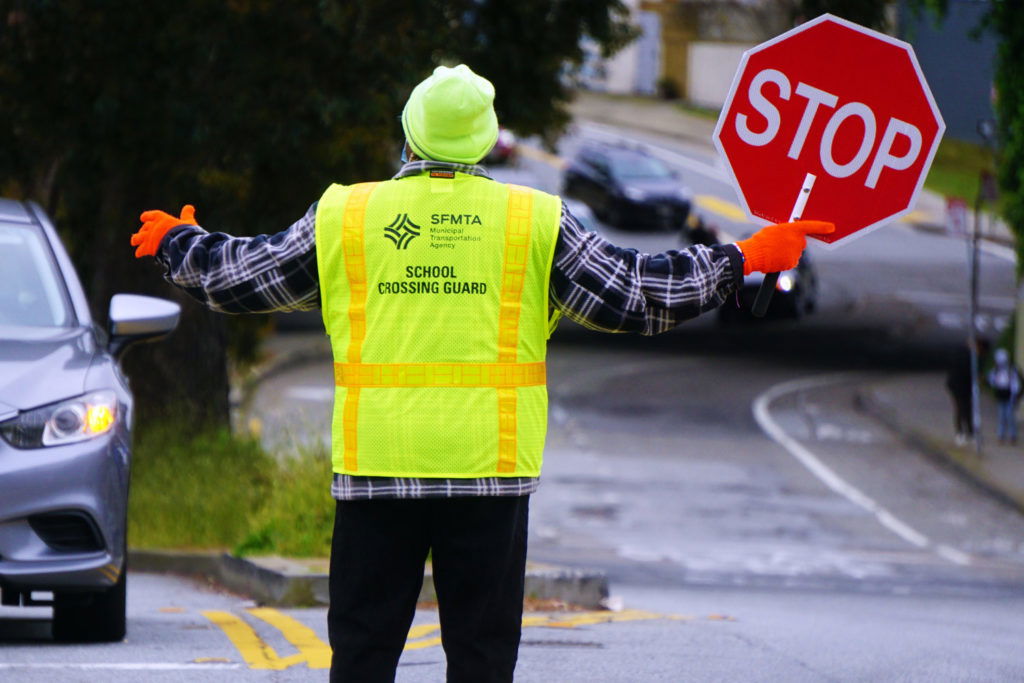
left=129, top=423, right=334, bottom=557
left=233, top=441, right=335, bottom=558
left=673, top=101, right=720, bottom=121
left=923, top=137, right=996, bottom=202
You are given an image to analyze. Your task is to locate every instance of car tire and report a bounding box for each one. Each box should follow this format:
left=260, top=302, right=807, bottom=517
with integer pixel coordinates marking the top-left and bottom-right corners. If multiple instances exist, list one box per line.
left=562, top=177, right=579, bottom=197
left=780, top=296, right=802, bottom=320
left=717, top=302, right=742, bottom=325
left=52, top=552, right=127, bottom=643
left=606, top=206, right=622, bottom=228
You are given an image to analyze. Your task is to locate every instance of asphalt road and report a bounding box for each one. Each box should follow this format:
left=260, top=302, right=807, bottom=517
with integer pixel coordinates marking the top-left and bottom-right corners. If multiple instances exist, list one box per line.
left=3, top=124, right=1023, bottom=681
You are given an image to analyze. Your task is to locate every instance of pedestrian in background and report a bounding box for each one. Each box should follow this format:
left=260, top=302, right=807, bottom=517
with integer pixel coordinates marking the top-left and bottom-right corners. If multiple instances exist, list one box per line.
left=130, top=64, right=833, bottom=682
left=987, top=348, right=1022, bottom=445
left=946, top=338, right=989, bottom=445
left=683, top=212, right=720, bottom=247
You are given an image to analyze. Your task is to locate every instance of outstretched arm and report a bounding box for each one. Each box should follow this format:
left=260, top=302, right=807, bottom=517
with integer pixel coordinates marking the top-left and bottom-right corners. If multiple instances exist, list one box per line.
left=133, top=204, right=321, bottom=314
left=550, top=202, right=743, bottom=335
left=550, top=203, right=833, bottom=335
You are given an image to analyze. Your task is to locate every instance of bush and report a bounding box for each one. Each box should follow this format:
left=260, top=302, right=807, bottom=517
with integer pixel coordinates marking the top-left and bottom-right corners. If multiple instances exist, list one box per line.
left=657, top=76, right=680, bottom=100
left=128, top=423, right=335, bottom=557
left=234, top=442, right=336, bottom=558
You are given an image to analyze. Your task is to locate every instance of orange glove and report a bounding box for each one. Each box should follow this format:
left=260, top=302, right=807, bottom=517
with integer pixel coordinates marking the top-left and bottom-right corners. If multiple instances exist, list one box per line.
left=131, top=204, right=197, bottom=258
left=736, top=220, right=835, bottom=275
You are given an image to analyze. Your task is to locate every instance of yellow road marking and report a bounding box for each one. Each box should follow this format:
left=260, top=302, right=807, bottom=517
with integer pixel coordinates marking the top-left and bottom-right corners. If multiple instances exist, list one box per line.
left=404, top=637, right=444, bottom=651
left=404, top=623, right=443, bottom=650
left=248, top=608, right=332, bottom=669
left=518, top=145, right=567, bottom=170
left=407, top=623, right=441, bottom=639
left=899, top=209, right=931, bottom=223
left=204, top=607, right=730, bottom=668
left=695, top=195, right=748, bottom=223
left=202, top=610, right=306, bottom=670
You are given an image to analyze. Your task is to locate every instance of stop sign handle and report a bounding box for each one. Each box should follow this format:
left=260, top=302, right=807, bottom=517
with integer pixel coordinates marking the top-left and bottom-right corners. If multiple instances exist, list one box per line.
left=751, top=172, right=817, bottom=317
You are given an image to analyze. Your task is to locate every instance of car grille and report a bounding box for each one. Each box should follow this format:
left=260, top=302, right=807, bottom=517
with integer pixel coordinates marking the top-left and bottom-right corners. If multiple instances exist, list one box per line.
left=28, top=512, right=103, bottom=552
left=636, top=201, right=684, bottom=226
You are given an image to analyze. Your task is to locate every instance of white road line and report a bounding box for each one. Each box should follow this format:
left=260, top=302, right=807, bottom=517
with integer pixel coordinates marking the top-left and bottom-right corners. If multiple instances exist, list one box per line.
left=0, top=663, right=243, bottom=670
left=753, top=374, right=971, bottom=566
left=979, top=239, right=1017, bottom=263
left=936, top=544, right=973, bottom=565
left=285, top=386, right=335, bottom=402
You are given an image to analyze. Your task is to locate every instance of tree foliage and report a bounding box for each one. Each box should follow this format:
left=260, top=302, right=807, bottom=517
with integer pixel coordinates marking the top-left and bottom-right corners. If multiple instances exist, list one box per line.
left=908, top=0, right=1024, bottom=268
left=0, top=1, right=634, bottom=430
left=987, top=1, right=1024, bottom=266
left=796, top=0, right=888, bottom=30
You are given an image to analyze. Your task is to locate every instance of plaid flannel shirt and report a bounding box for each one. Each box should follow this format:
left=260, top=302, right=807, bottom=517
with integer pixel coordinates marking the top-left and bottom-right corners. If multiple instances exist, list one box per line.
left=156, top=160, right=743, bottom=500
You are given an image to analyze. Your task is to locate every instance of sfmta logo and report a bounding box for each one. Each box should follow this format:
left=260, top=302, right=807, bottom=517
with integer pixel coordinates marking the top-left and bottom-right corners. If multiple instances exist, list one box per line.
left=384, top=214, right=420, bottom=249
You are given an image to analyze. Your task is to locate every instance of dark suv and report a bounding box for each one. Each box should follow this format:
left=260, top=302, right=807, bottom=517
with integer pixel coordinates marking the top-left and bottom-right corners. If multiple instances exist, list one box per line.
left=563, top=144, right=693, bottom=230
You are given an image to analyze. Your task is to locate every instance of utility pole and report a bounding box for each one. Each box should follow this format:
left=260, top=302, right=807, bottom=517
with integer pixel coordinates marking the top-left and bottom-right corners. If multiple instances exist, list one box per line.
left=972, top=118, right=998, bottom=456
left=969, top=185, right=982, bottom=456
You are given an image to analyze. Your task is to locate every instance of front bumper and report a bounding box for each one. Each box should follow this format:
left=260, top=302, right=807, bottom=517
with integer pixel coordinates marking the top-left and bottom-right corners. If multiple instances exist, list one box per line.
left=615, top=197, right=690, bottom=228
left=0, top=431, right=128, bottom=593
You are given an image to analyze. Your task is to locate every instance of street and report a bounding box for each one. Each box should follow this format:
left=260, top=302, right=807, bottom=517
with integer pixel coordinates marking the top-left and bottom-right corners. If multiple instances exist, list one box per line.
left=2, top=123, right=1024, bottom=681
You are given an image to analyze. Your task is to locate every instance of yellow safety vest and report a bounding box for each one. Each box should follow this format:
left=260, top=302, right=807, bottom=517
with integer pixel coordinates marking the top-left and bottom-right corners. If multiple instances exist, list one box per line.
left=315, top=172, right=561, bottom=478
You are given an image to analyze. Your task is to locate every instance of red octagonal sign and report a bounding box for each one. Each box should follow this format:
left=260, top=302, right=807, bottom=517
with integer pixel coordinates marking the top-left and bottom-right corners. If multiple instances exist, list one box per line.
left=713, top=14, right=945, bottom=246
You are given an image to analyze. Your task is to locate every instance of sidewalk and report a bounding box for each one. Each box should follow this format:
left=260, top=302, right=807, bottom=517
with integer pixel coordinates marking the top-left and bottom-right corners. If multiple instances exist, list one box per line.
left=570, top=91, right=717, bottom=155
left=858, top=372, right=1024, bottom=514
left=569, top=90, right=1016, bottom=248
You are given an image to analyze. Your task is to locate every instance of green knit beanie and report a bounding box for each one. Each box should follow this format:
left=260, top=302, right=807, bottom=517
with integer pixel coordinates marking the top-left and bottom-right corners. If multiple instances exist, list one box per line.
left=401, top=64, right=499, bottom=164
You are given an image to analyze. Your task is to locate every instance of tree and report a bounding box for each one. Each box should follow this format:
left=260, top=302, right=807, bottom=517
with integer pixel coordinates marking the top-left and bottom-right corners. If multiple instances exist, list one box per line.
left=795, top=0, right=889, bottom=30
left=0, top=1, right=634, bottom=431
left=905, top=1, right=1023, bottom=252
left=906, top=0, right=1024, bottom=362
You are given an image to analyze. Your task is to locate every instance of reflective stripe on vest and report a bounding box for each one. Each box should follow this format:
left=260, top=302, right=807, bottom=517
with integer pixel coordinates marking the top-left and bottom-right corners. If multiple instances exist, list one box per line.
left=314, top=174, right=561, bottom=478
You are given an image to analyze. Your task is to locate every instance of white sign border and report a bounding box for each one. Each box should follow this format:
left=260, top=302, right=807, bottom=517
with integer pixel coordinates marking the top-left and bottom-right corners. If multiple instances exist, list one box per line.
left=711, top=13, right=946, bottom=250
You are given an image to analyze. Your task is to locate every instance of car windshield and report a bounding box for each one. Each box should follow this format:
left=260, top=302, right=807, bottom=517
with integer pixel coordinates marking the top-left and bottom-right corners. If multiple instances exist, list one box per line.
left=0, top=222, right=73, bottom=328
left=609, top=154, right=673, bottom=180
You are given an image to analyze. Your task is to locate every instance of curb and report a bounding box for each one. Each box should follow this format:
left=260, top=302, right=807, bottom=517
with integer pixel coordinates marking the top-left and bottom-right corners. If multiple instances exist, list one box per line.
left=129, top=549, right=610, bottom=609
left=855, top=388, right=1024, bottom=517
left=229, top=333, right=332, bottom=429
left=569, top=92, right=718, bottom=152
left=573, top=111, right=715, bottom=151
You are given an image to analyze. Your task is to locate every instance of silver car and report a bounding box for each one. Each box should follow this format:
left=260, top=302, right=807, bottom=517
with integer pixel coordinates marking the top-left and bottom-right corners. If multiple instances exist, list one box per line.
left=0, top=199, right=179, bottom=642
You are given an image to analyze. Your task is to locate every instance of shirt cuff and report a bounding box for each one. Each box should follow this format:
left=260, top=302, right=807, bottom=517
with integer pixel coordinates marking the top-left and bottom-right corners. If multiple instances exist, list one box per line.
left=723, top=243, right=745, bottom=289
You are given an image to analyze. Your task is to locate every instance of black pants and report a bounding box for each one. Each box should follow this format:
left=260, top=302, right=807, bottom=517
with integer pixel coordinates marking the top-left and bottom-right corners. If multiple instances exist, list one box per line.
left=328, top=496, right=529, bottom=683
left=951, top=390, right=973, bottom=436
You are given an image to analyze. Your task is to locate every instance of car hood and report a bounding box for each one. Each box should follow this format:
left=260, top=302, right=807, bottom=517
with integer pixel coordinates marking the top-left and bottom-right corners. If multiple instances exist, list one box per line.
left=0, top=326, right=96, bottom=411
left=620, top=177, right=687, bottom=198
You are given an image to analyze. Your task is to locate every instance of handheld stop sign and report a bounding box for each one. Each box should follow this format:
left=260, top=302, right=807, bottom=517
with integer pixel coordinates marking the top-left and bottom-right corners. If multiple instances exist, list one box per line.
left=712, top=14, right=945, bottom=315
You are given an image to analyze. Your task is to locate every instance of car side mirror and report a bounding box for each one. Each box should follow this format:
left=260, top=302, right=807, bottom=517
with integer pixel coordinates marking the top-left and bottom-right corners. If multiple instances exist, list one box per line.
left=107, top=294, right=181, bottom=358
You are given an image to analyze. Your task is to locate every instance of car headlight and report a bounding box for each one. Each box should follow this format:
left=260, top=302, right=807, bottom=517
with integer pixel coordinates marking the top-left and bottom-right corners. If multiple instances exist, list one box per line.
left=623, top=187, right=646, bottom=201
left=776, top=274, right=796, bottom=293
left=0, top=391, right=118, bottom=448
